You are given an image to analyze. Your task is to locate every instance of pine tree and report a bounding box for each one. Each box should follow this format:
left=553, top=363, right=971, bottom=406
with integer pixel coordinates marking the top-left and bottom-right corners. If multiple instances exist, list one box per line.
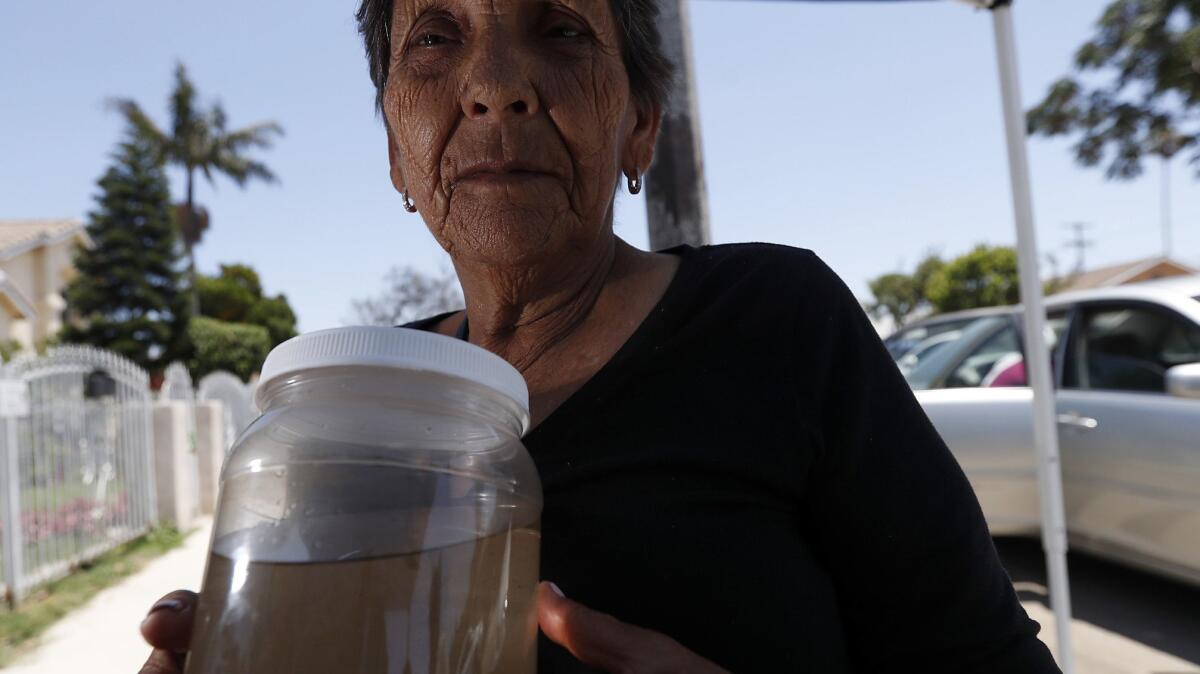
left=61, top=130, right=189, bottom=373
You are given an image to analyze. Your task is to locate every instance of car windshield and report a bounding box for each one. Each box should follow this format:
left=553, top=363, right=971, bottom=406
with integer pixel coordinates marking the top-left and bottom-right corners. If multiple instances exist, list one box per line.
left=895, top=331, right=962, bottom=375
left=903, top=316, right=1010, bottom=390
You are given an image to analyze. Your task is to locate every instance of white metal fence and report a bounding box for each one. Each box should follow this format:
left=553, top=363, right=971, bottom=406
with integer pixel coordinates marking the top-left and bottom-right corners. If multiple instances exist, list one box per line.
left=159, top=361, right=194, bottom=405
left=0, top=346, right=157, bottom=605
left=197, top=371, right=257, bottom=451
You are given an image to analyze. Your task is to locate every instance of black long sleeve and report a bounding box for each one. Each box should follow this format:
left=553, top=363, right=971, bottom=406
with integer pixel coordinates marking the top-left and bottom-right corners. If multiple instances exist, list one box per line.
left=408, top=243, right=1060, bottom=673
left=798, top=252, right=1058, bottom=672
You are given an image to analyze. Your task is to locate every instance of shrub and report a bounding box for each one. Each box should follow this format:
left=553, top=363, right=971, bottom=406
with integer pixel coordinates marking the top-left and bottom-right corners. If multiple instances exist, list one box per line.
left=186, top=316, right=270, bottom=381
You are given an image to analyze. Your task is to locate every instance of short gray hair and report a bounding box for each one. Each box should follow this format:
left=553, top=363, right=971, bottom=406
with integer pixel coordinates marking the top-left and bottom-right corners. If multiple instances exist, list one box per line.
left=355, top=0, right=674, bottom=114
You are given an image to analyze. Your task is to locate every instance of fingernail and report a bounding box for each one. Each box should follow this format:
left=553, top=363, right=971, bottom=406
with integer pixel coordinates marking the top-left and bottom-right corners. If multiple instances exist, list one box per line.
left=147, top=598, right=185, bottom=616
left=549, top=582, right=565, bottom=598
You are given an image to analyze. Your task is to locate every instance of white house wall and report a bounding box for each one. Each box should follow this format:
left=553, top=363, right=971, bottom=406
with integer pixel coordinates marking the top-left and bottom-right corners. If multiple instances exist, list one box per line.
left=0, top=236, right=83, bottom=351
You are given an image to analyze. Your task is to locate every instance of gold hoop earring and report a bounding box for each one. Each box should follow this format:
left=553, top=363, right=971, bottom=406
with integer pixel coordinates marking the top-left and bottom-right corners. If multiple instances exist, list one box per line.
left=403, top=191, right=417, bottom=213
left=627, top=173, right=642, bottom=195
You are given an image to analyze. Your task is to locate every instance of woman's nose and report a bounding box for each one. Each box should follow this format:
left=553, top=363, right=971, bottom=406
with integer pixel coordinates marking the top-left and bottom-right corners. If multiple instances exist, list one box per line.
left=461, top=55, right=539, bottom=121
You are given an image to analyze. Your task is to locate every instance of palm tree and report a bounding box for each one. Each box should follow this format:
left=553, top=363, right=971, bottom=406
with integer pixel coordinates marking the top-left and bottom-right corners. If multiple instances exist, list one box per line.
left=111, top=62, right=283, bottom=316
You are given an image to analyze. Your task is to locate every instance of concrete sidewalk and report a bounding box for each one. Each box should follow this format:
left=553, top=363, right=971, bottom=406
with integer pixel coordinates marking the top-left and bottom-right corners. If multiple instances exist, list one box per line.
left=1024, top=602, right=1200, bottom=674
left=5, top=520, right=1198, bottom=674
left=5, top=519, right=211, bottom=674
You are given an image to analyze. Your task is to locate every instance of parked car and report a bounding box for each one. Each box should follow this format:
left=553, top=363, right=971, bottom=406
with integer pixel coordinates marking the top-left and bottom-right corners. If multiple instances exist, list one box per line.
left=890, top=276, right=1200, bottom=587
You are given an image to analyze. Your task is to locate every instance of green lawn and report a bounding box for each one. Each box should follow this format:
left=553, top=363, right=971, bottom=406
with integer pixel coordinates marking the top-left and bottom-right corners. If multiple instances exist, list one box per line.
left=0, top=525, right=185, bottom=667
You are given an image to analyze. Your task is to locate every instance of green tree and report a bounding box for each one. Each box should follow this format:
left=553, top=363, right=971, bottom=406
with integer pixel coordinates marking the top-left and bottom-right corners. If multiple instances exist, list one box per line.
left=61, top=130, right=189, bottom=372
left=866, top=252, right=944, bottom=329
left=867, top=274, right=919, bottom=330
left=1027, top=1, right=1200, bottom=179
left=912, top=253, right=945, bottom=302
left=111, top=62, right=283, bottom=316
left=198, top=264, right=297, bottom=347
left=926, top=245, right=1021, bottom=313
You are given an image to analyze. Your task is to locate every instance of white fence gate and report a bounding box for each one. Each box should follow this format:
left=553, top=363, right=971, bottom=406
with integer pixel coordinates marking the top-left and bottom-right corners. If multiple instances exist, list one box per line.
left=197, top=371, right=257, bottom=451
left=0, top=346, right=157, bottom=604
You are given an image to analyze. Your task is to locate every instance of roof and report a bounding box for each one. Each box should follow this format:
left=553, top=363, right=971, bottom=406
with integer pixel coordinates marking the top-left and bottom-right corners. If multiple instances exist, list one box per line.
left=1054, top=257, right=1197, bottom=293
left=0, top=219, right=91, bottom=260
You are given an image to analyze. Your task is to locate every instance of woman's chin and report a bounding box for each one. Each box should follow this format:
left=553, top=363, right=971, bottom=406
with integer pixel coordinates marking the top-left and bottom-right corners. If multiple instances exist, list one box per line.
left=438, top=193, right=595, bottom=266
left=443, top=214, right=571, bottom=268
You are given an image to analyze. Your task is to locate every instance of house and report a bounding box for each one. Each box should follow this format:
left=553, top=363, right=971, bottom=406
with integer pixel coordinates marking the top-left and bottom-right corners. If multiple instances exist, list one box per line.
left=1054, top=257, right=1197, bottom=293
left=0, top=219, right=92, bottom=353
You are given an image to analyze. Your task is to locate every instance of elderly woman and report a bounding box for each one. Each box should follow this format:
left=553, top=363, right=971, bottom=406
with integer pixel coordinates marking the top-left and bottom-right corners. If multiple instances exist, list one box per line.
left=140, top=1, right=1061, bottom=672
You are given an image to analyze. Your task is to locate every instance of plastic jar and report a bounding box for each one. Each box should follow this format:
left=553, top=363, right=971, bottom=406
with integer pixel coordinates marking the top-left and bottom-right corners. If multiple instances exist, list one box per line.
left=185, top=327, right=541, bottom=674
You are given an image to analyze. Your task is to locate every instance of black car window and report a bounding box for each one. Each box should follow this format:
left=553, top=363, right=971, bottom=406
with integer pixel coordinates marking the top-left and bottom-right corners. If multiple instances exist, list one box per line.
left=1064, top=304, right=1200, bottom=393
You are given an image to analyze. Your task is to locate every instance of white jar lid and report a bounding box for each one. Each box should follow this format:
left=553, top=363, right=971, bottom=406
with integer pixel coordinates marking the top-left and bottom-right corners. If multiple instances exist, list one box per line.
left=256, top=326, right=529, bottom=416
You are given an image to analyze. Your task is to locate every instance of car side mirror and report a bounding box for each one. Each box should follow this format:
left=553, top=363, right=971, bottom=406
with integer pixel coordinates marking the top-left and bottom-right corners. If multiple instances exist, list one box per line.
left=1166, top=363, right=1200, bottom=400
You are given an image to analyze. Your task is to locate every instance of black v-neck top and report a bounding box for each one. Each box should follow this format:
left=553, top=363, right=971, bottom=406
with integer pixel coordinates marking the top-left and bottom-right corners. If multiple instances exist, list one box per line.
left=406, top=243, right=1058, bottom=673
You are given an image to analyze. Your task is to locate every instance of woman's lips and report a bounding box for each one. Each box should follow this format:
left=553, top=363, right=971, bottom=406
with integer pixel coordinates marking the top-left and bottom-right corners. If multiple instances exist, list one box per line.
left=455, top=170, right=552, bottom=186
left=451, top=160, right=556, bottom=189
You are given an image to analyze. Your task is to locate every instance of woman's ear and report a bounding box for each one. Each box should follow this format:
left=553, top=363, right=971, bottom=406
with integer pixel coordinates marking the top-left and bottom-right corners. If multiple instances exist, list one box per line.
left=622, top=98, right=664, bottom=180
left=385, top=121, right=407, bottom=196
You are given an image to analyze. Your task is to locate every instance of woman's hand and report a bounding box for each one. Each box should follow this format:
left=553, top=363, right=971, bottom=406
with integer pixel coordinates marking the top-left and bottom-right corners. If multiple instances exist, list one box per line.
left=138, top=590, right=196, bottom=673
left=537, top=582, right=730, bottom=673
left=138, top=584, right=728, bottom=674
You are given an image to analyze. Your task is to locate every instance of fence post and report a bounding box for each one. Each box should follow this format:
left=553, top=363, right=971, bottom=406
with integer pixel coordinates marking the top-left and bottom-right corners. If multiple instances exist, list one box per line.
left=153, top=401, right=199, bottom=529
left=0, top=377, right=29, bottom=606
left=194, top=401, right=226, bottom=515
left=143, top=392, right=158, bottom=527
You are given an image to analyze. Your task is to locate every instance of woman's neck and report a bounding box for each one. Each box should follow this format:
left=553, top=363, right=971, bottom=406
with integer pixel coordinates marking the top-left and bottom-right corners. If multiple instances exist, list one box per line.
left=454, top=235, right=628, bottom=373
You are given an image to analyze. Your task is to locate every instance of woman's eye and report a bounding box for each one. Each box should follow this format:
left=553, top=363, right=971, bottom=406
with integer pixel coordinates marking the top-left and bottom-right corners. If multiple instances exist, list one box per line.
left=547, top=25, right=586, bottom=39
left=415, top=33, right=449, bottom=47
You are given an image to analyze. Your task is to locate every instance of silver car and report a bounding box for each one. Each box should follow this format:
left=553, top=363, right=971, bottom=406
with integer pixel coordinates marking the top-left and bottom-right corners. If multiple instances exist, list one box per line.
left=888, top=276, right=1200, bottom=586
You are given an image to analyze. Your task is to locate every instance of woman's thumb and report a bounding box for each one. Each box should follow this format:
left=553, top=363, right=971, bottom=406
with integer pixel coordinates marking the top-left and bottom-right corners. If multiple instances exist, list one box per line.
left=140, top=590, right=198, bottom=651
left=537, top=581, right=652, bottom=670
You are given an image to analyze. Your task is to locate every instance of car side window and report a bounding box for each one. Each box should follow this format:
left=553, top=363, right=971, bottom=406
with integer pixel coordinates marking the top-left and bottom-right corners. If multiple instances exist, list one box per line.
left=1063, top=304, right=1200, bottom=393
left=940, top=313, right=1067, bottom=389
left=945, top=322, right=1022, bottom=388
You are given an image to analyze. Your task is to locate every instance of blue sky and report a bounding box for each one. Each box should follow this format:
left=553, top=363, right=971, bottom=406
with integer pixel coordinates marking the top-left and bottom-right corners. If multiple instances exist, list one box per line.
left=3, top=0, right=1197, bottom=332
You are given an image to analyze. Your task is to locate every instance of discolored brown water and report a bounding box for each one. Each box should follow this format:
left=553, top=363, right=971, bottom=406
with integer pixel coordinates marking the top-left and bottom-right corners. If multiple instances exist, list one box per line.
left=185, top=524, right=540, bottom=674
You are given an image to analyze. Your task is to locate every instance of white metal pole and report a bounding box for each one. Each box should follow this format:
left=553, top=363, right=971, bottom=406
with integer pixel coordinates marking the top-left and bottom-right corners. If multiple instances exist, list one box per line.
left=990, top=5, right=1076, bottom=672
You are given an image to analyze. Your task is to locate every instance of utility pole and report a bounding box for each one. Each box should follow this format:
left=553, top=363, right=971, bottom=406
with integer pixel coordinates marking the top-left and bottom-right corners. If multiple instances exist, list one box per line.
left=647, top=0, right=711, bottom=250
left=1062, top=222, right=1094, bottom=276
left=1161, top=156, right=1172, bottom=259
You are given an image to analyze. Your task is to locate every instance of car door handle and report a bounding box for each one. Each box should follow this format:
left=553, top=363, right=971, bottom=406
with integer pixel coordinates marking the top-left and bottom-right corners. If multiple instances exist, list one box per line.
left=1056, top=412, right=1098, bottom=430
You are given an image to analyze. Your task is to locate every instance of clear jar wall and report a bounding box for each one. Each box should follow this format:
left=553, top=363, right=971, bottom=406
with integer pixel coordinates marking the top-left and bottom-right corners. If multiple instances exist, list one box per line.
left=185, top=366, right=541, bottom=674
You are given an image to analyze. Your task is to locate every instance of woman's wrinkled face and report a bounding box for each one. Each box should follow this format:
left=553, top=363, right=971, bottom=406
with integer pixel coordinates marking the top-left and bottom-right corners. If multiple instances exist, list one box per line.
left=383, top=0, right=659, bottom=268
